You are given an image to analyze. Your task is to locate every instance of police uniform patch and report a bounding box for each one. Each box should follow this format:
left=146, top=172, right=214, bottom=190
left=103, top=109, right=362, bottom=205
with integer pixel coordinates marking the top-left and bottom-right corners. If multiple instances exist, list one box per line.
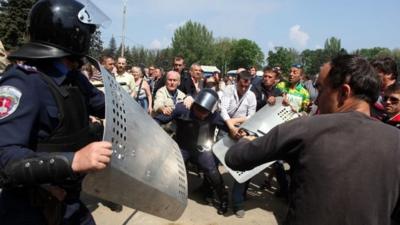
left=0, top=86, right=22, bottom=119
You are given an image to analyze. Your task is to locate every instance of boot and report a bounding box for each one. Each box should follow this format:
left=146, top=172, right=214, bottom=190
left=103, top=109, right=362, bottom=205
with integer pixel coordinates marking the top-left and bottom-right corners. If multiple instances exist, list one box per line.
left=217, top=198, right=228, bottom=215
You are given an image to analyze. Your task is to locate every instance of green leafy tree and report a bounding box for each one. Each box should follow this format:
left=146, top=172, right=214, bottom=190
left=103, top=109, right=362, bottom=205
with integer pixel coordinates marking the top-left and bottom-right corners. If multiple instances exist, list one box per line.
left=0, top=0, right=37, bottom=50
left=229, top=39, right=264, bottom=70
left=353, top=47, right=391, bottom=60
left=301, top=49, right=328, bottom=77
left=213, top=38, right=236, bottom=74
left=88, top=30, right=103, bottom=60
left=267, top=47, right=299, bottom=78
left=171, top=20, right=214, bottom=66
left=392, top=49, right=400, bottom=71
left=324, top=37, right=347, bottom=60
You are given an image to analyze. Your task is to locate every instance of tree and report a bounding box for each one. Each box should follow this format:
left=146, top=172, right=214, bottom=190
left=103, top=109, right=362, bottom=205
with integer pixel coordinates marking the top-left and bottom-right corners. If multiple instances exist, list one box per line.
left=171, top=20, right=214, bottom=66
left=0, top=0, right=37, bottom=50
left=213, top=38, right=236, bottom=74
left=103, top=36, right=117, bottom=58
left=229, top=39, right=264, bottom=70
left=267, top=47, right=299, bottom=77
left=324, top=37, right=347, bottom=60
left=88, top=30, right=103, bottom=60
left=301, top=49, right=328, bottom=77
left=353, top=47, right=391, bottom=60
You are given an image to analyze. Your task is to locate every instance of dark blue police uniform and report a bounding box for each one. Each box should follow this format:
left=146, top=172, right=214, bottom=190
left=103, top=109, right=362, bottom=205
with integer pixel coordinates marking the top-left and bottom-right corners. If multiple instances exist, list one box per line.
left=0, top=61, right=105, bottom=225
left=155, top=102, right=229, bottom=214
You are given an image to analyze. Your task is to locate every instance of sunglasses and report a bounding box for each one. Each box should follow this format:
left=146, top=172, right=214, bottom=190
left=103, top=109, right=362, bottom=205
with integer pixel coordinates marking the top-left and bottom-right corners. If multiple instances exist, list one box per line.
left=292, top=64, right=303, bottom=69
left=272, top=66, right=281, bottom=73
left=383, top=96, right=400, bottom=104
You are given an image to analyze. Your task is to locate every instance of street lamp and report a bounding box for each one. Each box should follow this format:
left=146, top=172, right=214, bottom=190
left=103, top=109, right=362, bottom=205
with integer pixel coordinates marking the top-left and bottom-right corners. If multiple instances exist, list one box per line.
left=121, top=0, right=128, bottom=57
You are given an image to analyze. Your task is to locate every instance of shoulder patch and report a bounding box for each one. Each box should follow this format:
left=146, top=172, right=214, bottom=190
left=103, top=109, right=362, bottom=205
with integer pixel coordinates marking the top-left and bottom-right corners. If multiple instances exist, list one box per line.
left=17, top=64, right=38, bottom=73
left=0, top=85, right=22, bottom=119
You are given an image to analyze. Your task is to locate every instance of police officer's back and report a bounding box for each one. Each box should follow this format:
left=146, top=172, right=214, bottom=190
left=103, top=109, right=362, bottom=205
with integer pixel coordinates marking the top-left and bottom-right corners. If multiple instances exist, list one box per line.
left=0, top=0, right=112, bottom=224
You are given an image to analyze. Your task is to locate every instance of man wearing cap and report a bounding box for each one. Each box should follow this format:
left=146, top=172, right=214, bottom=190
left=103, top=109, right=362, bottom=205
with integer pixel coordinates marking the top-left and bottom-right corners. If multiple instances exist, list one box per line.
left=276, top=64, right=310, bottom=112
left=154, top=89, right=229, bottom=215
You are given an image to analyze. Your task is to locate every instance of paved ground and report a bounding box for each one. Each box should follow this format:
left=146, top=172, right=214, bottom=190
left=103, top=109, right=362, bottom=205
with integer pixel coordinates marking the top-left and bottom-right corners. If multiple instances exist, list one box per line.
left=84, top=168, right=288, bottom=225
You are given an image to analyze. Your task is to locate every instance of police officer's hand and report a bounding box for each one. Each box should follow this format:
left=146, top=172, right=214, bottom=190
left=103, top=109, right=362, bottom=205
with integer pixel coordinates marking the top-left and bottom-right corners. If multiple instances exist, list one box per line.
left=183, top=96, right=194, bottom=109
left=71, top=141, right=112, bottom=173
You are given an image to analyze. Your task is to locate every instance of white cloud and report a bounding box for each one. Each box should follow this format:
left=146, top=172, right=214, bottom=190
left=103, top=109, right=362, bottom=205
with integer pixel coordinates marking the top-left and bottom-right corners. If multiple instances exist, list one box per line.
left=289, top=25, right=309, bottom=48
left=149, top=37, right=171, bottom=49
left=315, top=44, right=322, bottom=49
left=150, top=39, right=162, bottom=49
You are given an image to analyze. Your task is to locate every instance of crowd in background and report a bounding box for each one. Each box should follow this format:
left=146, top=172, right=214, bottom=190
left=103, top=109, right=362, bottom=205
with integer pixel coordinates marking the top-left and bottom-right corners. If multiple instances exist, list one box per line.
left=2, top=46, right=399, bottom=218
left=78, top=53, right=399, bottom=218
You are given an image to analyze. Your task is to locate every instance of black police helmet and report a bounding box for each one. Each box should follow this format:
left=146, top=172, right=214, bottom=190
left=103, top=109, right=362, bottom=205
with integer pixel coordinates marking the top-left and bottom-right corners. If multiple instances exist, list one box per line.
left=193, top=89, right=219, bottom=113
left=9, top=0, right=110, bottom=60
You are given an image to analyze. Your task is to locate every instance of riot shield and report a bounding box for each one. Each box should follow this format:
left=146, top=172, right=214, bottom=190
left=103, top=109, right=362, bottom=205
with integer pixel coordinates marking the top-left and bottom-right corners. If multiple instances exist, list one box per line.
left=212, top=97, right=302, bottom=183
left=83, top=59, right=187, bottom=221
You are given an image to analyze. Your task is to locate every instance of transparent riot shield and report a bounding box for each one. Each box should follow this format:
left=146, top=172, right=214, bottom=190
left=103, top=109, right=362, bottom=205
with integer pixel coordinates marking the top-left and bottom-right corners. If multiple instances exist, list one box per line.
left=212, top=97, right=302, bottom=183
left=82, top=59, right=187, bottom=221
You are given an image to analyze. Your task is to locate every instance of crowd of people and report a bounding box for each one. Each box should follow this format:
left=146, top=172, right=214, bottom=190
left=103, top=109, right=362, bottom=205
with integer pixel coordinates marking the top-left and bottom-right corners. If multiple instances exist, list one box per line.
left=80, top=52, right=400, bottom=220
left=1, top=0, right=400, bottom=225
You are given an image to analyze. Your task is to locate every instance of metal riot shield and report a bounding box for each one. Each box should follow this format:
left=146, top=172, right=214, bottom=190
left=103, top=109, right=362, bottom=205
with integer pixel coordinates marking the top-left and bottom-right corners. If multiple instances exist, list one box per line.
left=212, top=97, right=302, bottom=183
left=82, top=59, right=188, bottom=221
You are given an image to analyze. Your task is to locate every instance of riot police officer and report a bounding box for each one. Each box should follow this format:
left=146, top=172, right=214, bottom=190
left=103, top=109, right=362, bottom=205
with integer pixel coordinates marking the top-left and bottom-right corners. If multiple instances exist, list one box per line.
left=0, top=0, right=112, bottom=224
left=155, top=89, right=229, bottom=215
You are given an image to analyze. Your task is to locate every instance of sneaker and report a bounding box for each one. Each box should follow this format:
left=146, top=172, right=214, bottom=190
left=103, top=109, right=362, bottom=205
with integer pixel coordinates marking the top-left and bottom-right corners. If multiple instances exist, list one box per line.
left=234, top=209, right=245, bottom=218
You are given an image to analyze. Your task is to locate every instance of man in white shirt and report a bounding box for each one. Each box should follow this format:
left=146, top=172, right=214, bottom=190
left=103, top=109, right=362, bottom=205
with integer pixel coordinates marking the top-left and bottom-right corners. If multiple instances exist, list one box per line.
left=220, top=70, right=257, bottom=138
left=219, top=70, right=257, bottom=218
left=115, top=57, right=136, bottom=95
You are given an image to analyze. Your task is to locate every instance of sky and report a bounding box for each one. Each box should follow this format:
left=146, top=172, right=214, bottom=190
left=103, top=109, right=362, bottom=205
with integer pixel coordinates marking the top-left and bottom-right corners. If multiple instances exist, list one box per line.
left=95, top=0, right=400, bottom=54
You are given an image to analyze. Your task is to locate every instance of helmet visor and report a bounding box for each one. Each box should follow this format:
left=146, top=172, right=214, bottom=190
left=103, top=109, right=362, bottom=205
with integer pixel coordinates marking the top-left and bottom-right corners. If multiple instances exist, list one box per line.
left=77, top=0, right=111, bottom=28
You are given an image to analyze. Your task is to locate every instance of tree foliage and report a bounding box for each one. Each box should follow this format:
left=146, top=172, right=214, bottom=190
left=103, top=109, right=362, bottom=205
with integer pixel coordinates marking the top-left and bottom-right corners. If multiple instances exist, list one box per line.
left=213, top=38, right=236, bottom=74
left=352, top=47, right=391, bottom=60
left=0, top=0, right=38, bottom=50
left=171, top=20, right=214, bottom=66
left=103, top=36, right=117, bottom=58
left=267, top=47, right=299, bottom=77
left=300, top=49, right=327, bottom=78
left=88, top=30, right=103, bottom=60
left=229, top=39, right=264, bottom=69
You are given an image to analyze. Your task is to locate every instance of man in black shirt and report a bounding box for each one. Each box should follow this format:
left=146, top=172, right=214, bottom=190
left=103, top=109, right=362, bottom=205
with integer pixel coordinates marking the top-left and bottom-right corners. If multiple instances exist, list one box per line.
left=251, top=66, right=282, bottom=111
left=226, top=55, right=400, bottom=225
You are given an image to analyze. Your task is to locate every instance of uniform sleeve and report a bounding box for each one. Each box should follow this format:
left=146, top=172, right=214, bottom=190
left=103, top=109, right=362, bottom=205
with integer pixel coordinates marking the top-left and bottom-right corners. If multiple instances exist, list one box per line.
left=0, top=72, right=41, bottom=168
left=0, top=70, right=75, bottom=187
left=225, top=117, right=307, bottom=171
